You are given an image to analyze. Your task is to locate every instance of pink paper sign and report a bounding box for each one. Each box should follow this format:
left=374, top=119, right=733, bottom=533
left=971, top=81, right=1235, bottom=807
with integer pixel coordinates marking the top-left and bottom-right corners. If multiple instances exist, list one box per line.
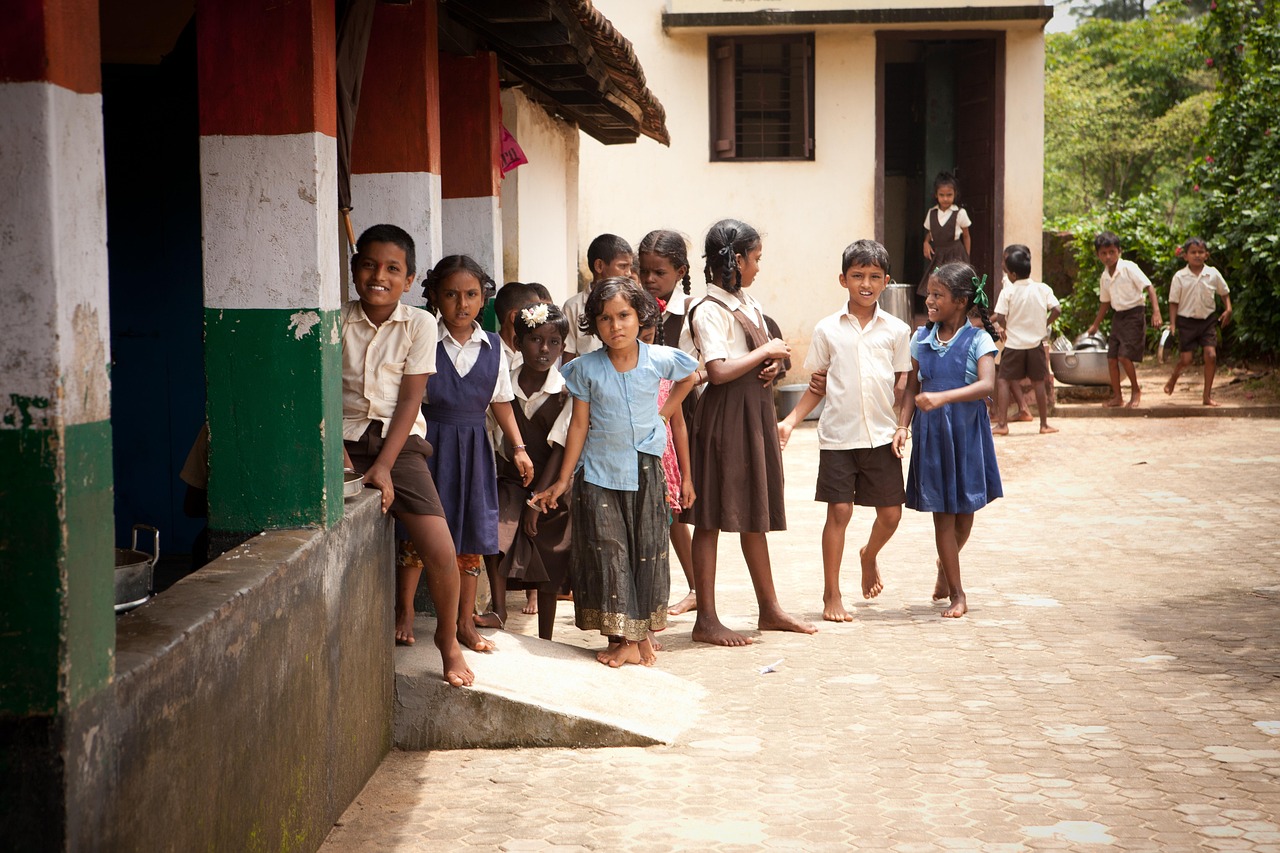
left=500, top=126, right=528, bottom=175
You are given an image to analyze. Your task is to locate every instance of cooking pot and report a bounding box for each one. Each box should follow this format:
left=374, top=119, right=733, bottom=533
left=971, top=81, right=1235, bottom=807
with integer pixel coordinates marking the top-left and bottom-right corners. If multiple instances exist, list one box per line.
left=115, top=524, right=158, bottom=613
left=1073, top=332, right=1108, bottom=351
left=1050, top=350, right=1111, bottom=386
left=343, top=468, right=364, bottom=499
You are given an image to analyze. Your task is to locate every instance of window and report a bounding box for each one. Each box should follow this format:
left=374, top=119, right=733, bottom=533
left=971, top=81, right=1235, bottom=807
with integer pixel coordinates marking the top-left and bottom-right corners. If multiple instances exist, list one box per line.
left=709, top=34, right=815, bottom=161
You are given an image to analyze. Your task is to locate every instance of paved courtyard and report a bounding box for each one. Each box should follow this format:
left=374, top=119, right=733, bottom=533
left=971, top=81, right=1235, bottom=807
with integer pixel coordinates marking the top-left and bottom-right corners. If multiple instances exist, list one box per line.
left=324, top=417, right=1280, bottom=852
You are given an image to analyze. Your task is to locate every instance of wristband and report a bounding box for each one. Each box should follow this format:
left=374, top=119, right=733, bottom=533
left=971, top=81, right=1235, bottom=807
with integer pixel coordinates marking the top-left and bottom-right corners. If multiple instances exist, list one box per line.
left=895, top=426, right=911, bottom=439
left=513, top=444, right=527, bottom=451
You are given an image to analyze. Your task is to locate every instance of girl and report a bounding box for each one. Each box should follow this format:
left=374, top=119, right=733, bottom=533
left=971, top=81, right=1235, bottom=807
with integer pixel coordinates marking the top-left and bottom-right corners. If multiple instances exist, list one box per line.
left=918, top=172, right=972, bottom=296
left=639, top=306, right=696, bottom=527
left=894, top=261, right=1002, bottom=618
left=685, top=219, right=815, bottom=647
left=421, top=255, right=533, bottom=652
left=492, top=302, right=573, bottom=640
left=637, top=229, right=700, bottom=615
left=531, top=277, right=696, bottom=667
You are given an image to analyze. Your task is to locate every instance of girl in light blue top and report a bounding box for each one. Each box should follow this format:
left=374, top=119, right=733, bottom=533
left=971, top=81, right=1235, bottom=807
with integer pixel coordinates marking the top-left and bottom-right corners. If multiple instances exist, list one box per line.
left=532, top=278, right=697, bottom=668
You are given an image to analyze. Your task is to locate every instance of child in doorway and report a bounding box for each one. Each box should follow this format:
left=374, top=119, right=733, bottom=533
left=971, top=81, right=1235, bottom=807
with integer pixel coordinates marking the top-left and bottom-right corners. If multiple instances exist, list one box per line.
left=777, top=239, right=912, bottom=622
left=340, top=224, right=471, bottom=686
left=897, top=261, right=1002, bottom=618
left=419, top=255, right=534, bottom=650
left=1165, top=237, right=1232, bottom=407
left=562, top=234, right=636, bottom=362
left=918, top=171, right=972, bottom=295
left=991, top=244, right=1060, bottom=435
left=531, top=277, right=697, bottom=667
left=1085, top=231, right=1163, bottom=408
left=492, top=302, right=574, bottom=639
left=685, top=218, right=816, bottom=646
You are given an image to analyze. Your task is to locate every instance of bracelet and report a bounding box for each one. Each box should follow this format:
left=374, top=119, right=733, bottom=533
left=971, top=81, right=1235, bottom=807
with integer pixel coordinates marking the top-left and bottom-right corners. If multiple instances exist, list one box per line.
left=513, top=444, right=527, bottom=451
left=895, top=426, right=911, bottom=438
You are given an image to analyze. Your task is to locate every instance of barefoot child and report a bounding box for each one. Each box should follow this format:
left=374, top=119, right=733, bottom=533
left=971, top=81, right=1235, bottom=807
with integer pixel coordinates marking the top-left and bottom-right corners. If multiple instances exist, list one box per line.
left=991, top=244, right=1060, bottom=435
left=640, top=304, right=697, bottom=527
left=1085, top=232, right=1163, bottom=408
left=420, top=255, right=534, bottom=650
left=492, top=302, right=574, bottom=638
left=918, top=172, right=972, bottom=296
left=532, top=278, right=697, bottom=666
left=340, top=224, right=473, bottom=686
left=562, top=234, right=636, bottom=362
left=777, top=240, right=912, bottom=622
left=897, top=262, right=1003, bottom=618
left=685, top=219, right=816, bottom=646
left=1165, top=237, right=1232, bottom=407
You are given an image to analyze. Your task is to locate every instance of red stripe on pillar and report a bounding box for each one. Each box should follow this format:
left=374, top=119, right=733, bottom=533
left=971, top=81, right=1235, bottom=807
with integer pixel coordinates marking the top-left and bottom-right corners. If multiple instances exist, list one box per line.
left=197, top=0, right=337, bottom=138
left=352, top=1, right=441, bottom=176
left=440, top=52, right=501, bottom=200
left=0, top=0, right=101, bottom=94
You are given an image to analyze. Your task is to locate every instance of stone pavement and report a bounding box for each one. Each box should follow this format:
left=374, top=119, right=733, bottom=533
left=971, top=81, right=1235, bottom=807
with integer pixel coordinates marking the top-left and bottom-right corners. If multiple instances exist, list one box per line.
left=323, top=418, right=1280, bottom=852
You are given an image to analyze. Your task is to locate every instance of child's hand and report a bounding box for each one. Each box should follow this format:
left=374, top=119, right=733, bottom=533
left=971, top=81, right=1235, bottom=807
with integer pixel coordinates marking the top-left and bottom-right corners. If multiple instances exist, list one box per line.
left=1220, top=309, right=1232, bottom=327
left=531, top=480, right=567, bottom=512
left=915, top=391, right=941, bottom=412
left=892, top=428, right=909, bottom=458
left=807, top=370, right=828, bottom=397
left=757, top=360, right=781, bottom=385
left=680, top=478, right=696, bottom=510
left=1150, top=311, right=1163, bottom=328
left=342, top=446, right=354, bottom=470
left=762, top=338, right=791, bottom=361
left=923, top=241, right=934, bottom=261
left=522, top=503, right=540, bottom=538
left=513, top=448, right=535, bottom=486
left=364, top=461, right=395, bottom=514
left=777, top=419, right=794, bottom=450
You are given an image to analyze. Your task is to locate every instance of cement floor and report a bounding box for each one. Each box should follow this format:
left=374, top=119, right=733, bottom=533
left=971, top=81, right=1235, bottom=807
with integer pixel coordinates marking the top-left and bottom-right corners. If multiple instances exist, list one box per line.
left=323, top=417, right=1280, bottom=852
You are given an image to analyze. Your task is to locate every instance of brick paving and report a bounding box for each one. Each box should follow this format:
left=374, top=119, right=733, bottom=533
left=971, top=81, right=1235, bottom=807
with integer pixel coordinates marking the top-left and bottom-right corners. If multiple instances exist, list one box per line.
left=324, top=417, right=1280, bottom=852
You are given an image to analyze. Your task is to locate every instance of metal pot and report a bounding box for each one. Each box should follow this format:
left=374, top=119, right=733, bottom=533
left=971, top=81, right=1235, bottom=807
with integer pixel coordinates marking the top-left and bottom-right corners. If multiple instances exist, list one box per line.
left=877, top=281, right=915, bottom=328
left=1050, top=350, right=1111, bottom=386
left=1073, top=332, right=1108, bottom=351
left=343, top=468, right=364, bottom=499
left=115, top=524, right=158, bottom=613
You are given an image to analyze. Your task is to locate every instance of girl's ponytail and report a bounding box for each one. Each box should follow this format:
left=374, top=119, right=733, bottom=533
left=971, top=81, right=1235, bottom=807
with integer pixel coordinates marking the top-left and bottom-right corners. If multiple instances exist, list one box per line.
left=703, top=219, right=760, bottom=294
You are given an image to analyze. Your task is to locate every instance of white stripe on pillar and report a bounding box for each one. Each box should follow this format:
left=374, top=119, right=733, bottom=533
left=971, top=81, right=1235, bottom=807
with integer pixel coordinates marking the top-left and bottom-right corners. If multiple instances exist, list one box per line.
left=349, top=170, right=443, bottom=306
left=442, top=195, right=502, bottom=285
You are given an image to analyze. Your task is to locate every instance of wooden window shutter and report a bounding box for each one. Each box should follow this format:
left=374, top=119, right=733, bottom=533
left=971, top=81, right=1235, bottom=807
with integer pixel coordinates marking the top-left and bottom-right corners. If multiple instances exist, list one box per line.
left=713, top=40, right=735, bottom=158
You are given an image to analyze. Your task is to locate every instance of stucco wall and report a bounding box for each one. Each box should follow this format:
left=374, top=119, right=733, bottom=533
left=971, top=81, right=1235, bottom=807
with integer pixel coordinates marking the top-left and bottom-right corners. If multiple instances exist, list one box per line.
left=1003, top=28, right=1048, bottom=269
left=668, top=0, right=1050, bottom=11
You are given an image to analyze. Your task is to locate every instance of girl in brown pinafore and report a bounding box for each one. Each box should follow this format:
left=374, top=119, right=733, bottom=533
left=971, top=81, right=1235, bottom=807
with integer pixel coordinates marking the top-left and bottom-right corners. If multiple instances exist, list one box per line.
left=918, top=171, right=973, bottom=296
left=685, top=219, right=817, bottom=647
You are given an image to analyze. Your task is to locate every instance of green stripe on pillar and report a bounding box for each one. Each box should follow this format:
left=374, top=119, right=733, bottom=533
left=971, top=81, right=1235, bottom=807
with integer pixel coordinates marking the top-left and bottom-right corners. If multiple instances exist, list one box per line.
left=64, top=419, right=115, bottom=705
left=204, top=307, right=342, bottom=530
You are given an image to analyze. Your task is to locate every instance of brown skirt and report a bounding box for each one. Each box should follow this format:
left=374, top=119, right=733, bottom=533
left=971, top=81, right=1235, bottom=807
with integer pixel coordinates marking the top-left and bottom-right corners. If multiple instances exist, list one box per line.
left=495, top=477, right=570, bottom=584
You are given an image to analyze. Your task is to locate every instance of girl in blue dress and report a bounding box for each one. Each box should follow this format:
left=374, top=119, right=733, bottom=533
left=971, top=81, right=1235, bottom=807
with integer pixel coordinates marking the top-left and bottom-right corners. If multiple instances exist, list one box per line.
left=531, top=278, right=697, bottom=667
left=894, top=262, right=1002, bottom=618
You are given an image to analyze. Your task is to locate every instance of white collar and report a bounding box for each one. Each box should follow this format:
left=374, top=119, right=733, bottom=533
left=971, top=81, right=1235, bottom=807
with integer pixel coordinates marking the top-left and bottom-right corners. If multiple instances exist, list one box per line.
left=438, top=318, right=489, bottom=348
left=514, top=365, right=565, bottom=400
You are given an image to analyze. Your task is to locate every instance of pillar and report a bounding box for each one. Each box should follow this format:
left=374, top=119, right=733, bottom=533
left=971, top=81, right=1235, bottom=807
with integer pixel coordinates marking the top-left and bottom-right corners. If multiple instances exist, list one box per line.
left=351, top=0, right=443, bottom=305
left=0, top=0, right=114, bottom=843
left=197, top=0, right=343, bottom=532
left=440, top=51, right=504, bottom=283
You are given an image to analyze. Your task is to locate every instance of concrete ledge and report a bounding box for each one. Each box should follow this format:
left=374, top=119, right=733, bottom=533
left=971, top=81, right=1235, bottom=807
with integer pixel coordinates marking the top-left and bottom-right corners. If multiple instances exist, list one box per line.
left=395, top=618, right=705, bottom=750
left=1053, top=403, right=1280, bottom=418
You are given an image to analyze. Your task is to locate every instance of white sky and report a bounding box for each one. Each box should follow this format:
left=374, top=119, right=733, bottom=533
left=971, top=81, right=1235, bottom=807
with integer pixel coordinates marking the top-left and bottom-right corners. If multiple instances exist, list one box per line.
left=1045, top=0, right=1088, bottom=34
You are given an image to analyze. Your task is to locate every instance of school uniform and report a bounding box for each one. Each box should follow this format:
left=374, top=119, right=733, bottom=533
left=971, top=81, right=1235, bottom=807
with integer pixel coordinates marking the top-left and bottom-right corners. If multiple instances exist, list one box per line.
left=561, top=289, right=601, bottom=357
left=918, top=205, right=973, bottom=295
left=993, top=278, right=1059, bottom=381
left=1169, top=265, right=1229, bottom=351
left=1099, top=259, right=1152, bottom=361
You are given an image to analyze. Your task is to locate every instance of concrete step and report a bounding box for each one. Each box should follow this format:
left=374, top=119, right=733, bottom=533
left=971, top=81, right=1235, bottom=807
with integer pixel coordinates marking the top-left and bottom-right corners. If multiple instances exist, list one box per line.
left=394, top=617, right=704, bottom=750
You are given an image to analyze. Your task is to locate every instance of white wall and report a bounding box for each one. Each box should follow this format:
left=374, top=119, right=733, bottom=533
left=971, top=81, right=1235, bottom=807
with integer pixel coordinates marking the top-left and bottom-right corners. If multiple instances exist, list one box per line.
left=668, top=0, right=1050, bottom=11
left=1003, top=28, right=1047, bottom=279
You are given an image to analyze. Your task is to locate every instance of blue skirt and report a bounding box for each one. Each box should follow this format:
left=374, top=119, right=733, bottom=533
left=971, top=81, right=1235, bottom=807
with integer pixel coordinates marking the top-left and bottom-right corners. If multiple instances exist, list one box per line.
left=905, top=398, right=1002, bottom=514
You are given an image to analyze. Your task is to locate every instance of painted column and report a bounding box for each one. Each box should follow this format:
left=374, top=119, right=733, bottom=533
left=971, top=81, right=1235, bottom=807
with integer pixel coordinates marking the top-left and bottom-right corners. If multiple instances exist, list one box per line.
left=197, top=0, right=343, bottom=531
left=351, top=0, right=443, bottom=305
left=0, top=0, right=115, bottom=721
left=440, top=51, right=504, bottom=282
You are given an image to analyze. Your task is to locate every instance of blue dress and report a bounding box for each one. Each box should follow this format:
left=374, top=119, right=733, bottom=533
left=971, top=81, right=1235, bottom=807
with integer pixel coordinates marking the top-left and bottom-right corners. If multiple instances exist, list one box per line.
left=425, top=333, right=501, bottom=555
left=905, top=324, right=1002, bottom=514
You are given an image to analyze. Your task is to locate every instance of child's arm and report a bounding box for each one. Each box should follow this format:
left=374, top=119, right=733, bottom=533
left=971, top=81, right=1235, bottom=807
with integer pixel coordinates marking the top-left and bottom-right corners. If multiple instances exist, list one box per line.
left=705, top=338, right=790, bottom=386
left=991, top=311, right=1008, bottom=342
left=365, top=372, right=428, bottom=514
left=659, top=374, right=696, bottom=420
left=777, top=388, right=823, bottom=450
left=1085, top=300, right=1110, bottom=336
left=960, top=225, right=971, bottom=256
left=1167, top=300, right=1179, bottom=324
left=531, top=397, right=589, bottom=511
left=489, top=400, right=534, bottom=486
left=1220, top=292, right=1233, bottom=327
left=671, top=408, right=695, bottom=510
left=915, top=353, right=996, bottom=413
left=893, top=361, right=921, bottom=459
left=922, top=229, right=933, bottom=261
left=1048, top=305, right=1062, bottom=327
left=1146, top=284, right=1163, bottom=328
left=521, top=444, right=565, bottom=537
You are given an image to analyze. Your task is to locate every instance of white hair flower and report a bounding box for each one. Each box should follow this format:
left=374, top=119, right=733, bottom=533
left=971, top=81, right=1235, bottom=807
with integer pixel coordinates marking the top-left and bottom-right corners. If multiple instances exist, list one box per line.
left=520, top=303, right=551, bottom=328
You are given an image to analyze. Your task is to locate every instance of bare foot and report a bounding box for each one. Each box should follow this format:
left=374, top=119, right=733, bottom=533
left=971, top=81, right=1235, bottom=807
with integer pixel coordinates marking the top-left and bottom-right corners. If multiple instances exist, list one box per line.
left=1164, top=378, right=1176, bottom=395
left=1203, top=397, right=1220, bottom=407
left=941, top=593, right=968, bottom=618
left=932, top=559, right=950, bottom=602
left=473, top=611, right=503, bottom=629
left=638, top=636, right=658, bottom=666
left=822, top=595, right=853, bottom=622
left=758, top=606, right=818, bottom=635
left=395, top=605, right=416, bottom=646
left=692, top=617, right=754, bottom=646
left=668, top=590, right=698, bottom=615
left=457, top=623, right=496, bottom=653
left=597, top=640, right=641, bottom=667
left=991, top=424, right=1009, bottom=436
left=1102, top=396, right=1125, bottom=408
left=434, top=626, right=474, bottom=687
left=1011, top=410, right=1034, bottom=423
left=859, top=546, right=884, bottom=599
left=521, top=591, right=538, bottom=615
left=1039, top=424, right=1059, bottom=434
left=557, top=591, right=574, bottom=602
left=647, top=630, right=664, bottom=652
left=1127, top=388, right=1142, bottom=408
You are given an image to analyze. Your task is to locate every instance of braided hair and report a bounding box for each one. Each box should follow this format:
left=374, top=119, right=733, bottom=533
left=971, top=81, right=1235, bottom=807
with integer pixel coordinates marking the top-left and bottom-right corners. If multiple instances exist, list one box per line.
left=926, top=261, right=997, bottom=341
left=638, top=229, right=693, bottom=296
left=421, top=254, right=495, bottom=315
left=703, top=218, right=761, bottom=293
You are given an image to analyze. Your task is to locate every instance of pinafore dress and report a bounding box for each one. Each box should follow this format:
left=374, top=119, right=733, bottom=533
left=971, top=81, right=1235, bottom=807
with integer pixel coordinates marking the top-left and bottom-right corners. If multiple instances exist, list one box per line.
left=688, top=296, right=786, bottom=533
left=905, top=324, right=1002, bottom=514
left=917, top=207, right=972, bottom=295
left=425, top=333, right=501, bottom=555
left=495, top=390, right=571, bottom=584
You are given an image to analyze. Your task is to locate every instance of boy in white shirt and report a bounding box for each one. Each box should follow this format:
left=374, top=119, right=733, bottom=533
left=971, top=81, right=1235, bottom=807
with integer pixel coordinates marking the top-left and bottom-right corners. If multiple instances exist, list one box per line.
left=561, top=234, right=635, bottom=361
left=992, top=245, right=1060, bottom=435
left=1165, top=237, right=1232, bottom=406
left=778, top=240, right=912, bottom=622
left=1085, top=231, right=1163, bottom=408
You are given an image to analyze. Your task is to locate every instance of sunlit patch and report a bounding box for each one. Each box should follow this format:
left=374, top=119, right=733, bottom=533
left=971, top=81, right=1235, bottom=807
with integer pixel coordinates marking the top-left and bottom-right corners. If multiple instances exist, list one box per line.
left=1023, top=821, right=1115, bottom=845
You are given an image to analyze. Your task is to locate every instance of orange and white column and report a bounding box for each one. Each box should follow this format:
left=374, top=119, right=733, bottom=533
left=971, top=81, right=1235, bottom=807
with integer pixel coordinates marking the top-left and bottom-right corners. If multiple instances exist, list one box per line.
left=440, top=51, right=504, bottom=282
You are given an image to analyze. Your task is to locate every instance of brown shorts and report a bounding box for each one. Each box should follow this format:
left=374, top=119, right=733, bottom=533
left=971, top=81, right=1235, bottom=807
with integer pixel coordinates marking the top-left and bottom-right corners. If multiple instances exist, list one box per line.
left=1176, top=314, right=1219, bottom=352
left=344, top=424, right=445, bottom=518
left=815, top=443, right=905, bottom=507
left=1107, top=305, right=1146, bottom=362
left=998, top=346, right=1049, bottom=382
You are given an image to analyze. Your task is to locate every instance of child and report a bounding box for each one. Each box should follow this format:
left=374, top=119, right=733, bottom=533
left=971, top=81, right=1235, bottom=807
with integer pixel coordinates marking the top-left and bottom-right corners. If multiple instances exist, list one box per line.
left=992, top=244, right=1060, bottom=435
left=637, top=229, right=701, bottom=615
left=897, top=262, right=1002, bottom=618
left=777, top=240, right=912, bottom=622
left=639, top=305, right=697, bottom=533
left=493, top=281, right=544, bottom=370
left=685, top=219, right=816, bottom=646
left=918, top=172, right=972, bottom=296
left=1085, top=231, right=1163, bottom=408
left=532, top=278, right=697, bottom=667
left=562, top=234, right=636, bottom=362
left=420, top=255, right=534, bottom=651
left=340, top=224, right=472, bottom=687
left=492, top=302, right=574, bottom=639
left=1165, top=237, right=1232, bottom=407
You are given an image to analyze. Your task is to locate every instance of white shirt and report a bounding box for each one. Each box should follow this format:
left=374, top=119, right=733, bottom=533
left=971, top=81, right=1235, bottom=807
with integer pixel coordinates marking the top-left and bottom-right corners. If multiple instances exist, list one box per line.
left=1099, top=258, right=1152, bottom=312
left=501, top=336, right=523, bottom=371
left=805, top=304, right=912, bottom=450
left=682, top=285, right=770, bottom=363
left=561, top=289, right=601, bottom=356
left=1168, top=265, right=1229, bottom=319
left=435, top=318, right=514, bottom=404
left=923, top=205, right=972, bottom=240
left=341, top=300, right=436, bottom=440
left=490, top=366, right=572, bottom=458
left=994, top=278, right=1060, bottom=350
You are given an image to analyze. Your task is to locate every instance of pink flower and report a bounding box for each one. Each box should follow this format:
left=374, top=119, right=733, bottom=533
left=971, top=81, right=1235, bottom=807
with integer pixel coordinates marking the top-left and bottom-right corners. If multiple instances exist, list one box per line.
left=1175, top=246, right=1184, bottom=256
left=1194, top=184, right=1201, bottom=192
left=1267, top=129, right=1274, bottom=137
left=1206, top=155, right=1215, bottom=163
left=1210, top=0, right=1216, bottom=8
left=1206, top=57, right=1214, bottom=66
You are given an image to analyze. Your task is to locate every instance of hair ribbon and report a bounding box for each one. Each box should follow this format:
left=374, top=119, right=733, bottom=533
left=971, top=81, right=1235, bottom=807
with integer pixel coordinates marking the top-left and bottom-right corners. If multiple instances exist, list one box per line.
left=972, top=274, right=989, bottom=308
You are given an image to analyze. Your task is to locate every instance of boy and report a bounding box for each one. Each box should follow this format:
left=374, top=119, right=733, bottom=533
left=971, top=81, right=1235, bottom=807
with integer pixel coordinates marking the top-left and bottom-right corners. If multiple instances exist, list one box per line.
left=561, top=233, right=635, bottom=362
left=1165, top=238, right=1232, bottom=406
left=1085, top=231, right=1163, bottom=408
left=341, top=223, right=473, bottom=688
left=992, top=244, right=1060, bottom=435
left=777, top=240, right=912, bottom=622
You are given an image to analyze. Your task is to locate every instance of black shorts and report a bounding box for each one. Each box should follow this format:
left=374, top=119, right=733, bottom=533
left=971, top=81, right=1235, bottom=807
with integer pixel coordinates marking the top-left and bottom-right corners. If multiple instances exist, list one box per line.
left=1176, top=314, right=1219, bottom=352
left=815, top=443, right=905, bottom=507
left=1107, top=305, right=1146, bottom=362
left=998, top=346, right=1048, bottom=382
left=344, top=424, right=444, bottom=518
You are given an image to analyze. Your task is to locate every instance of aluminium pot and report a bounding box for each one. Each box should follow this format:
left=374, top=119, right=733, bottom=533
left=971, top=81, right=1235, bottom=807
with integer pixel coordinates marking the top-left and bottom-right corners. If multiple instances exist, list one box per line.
left=115, top=524, right=158, bottom=613
left=1049, top=350, right=1111, bottom=386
